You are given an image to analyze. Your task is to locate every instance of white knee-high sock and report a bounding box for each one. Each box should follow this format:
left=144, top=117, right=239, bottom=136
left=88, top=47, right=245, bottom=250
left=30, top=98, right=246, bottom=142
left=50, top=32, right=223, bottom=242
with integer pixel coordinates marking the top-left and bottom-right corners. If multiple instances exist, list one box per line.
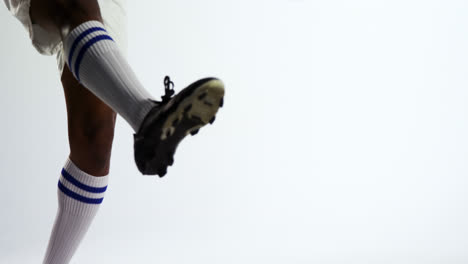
left=63, top=20, right=155, bottom=132
left=42, top=158, right=109, bottom=264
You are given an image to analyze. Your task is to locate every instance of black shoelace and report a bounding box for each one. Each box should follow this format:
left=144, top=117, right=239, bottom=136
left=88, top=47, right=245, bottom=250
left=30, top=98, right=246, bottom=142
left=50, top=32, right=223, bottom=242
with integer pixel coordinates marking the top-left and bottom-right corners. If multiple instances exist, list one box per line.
left=162, top=76, right=175, bottom=102
left=152, top=76, right=175, bottom=105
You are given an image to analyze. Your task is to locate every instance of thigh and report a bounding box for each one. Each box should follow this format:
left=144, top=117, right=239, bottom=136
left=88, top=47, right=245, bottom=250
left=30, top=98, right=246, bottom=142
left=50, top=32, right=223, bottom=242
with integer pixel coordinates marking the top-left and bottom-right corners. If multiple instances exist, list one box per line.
left=30, top=0, right=102, bottom=36
left=61, top=65, right=116, bottom=176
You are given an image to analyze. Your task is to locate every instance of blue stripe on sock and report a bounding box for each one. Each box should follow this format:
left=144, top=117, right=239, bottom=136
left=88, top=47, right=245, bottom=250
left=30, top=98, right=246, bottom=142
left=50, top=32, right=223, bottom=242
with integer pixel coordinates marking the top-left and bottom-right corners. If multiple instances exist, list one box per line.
left=58, top=181, right=104, bottom=204
left=61, top=168, right=107, bottom=193
left=68, top=27, right=107, bottom=73
left=74, top=34, right=114, bottom=81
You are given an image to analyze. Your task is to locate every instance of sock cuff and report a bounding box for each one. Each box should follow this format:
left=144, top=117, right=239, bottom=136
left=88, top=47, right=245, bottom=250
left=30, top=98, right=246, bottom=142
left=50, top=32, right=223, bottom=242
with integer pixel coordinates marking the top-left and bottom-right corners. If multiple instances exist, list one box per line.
left=68, top=21, right=105, bottom=36
left=63, top=20, right=116, bottom=81
left=63, top=158, right=109, bottom=187
left=57, top=158, right=109, bottom=213
left=64, top=21, right=109, bottom=47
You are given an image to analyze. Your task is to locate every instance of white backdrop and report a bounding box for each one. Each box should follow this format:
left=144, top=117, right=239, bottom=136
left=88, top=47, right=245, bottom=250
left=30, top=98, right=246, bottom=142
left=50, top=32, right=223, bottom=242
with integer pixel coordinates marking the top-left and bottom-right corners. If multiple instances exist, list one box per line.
left=1, top=0, right=468, bottom=263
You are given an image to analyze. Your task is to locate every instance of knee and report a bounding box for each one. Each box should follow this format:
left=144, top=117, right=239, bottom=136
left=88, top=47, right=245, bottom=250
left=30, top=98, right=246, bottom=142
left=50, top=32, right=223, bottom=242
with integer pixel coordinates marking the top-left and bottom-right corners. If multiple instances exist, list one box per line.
left=83, top=117, right=115, bottom=148
left=68, top=114, right=116, bottom=173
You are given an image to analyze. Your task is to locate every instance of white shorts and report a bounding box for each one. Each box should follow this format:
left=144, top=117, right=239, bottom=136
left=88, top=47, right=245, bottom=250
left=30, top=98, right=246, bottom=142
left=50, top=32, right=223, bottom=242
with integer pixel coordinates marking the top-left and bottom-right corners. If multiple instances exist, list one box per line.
left=4, top=0, right=128, bottom=75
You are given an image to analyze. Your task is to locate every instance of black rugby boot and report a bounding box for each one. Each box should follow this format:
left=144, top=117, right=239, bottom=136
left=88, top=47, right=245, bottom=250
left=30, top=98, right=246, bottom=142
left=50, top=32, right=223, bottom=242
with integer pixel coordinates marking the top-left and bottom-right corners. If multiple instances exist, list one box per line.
left=134, top=76, right=225, bottom=176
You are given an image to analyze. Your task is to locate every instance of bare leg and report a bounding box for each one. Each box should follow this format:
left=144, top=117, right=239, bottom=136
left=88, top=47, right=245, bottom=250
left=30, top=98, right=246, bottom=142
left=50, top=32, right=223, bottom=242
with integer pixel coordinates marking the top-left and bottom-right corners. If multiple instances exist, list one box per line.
left=61, top=65, right=116, bottom=176
left=31, top=2, right=117, bottom=263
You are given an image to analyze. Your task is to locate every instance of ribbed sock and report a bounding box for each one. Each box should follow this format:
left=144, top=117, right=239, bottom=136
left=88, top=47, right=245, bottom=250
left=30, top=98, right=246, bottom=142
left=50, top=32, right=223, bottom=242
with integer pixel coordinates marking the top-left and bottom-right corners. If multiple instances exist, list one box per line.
left=42, top=158, right=109, bottom=264
left=63, top=20, right=155, bottom=132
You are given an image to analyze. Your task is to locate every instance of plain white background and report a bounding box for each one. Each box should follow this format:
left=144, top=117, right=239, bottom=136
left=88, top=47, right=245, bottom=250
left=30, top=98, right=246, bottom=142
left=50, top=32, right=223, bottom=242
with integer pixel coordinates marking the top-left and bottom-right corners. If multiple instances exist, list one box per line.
left=2, top=0, right=468, bottom=263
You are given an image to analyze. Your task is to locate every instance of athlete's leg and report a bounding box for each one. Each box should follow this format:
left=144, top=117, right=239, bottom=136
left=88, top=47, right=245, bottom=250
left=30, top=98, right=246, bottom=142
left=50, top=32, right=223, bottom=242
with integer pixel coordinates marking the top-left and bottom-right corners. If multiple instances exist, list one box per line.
left=42, top=65, right=114, bottom=264
left=28, top=0, right=221, bottom=261
left=30, top=2, right=115, bottom=263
